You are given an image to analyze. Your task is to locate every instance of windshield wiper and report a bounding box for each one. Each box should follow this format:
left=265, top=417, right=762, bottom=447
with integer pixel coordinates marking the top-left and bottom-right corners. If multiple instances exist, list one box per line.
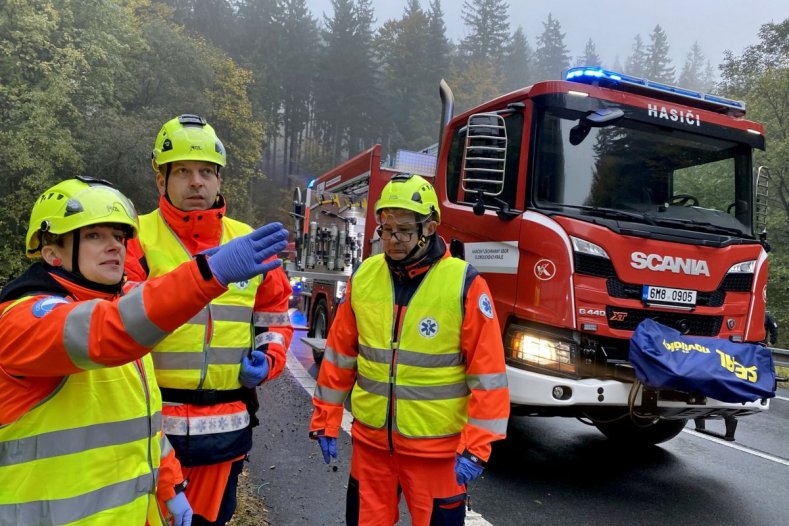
left=545, top=204, right=653, bottom=224
left=649, top=217, right=746, bottom=236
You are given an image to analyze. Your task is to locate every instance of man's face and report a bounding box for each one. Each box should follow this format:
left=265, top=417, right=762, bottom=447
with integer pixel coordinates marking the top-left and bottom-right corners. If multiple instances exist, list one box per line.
left=377, top=208, right=436, bottom=261
left=157, top=160, right=221, bottom=211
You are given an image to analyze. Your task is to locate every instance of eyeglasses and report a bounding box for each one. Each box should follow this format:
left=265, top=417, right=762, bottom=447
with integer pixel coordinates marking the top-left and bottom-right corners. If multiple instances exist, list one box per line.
left=376, top=226, right=418, bottom=242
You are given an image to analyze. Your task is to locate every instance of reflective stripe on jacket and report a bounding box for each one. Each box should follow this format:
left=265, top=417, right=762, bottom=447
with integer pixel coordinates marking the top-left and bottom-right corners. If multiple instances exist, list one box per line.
left=138, top=210, right=260, bottom=391
left=0, top=325, right=164, bottom=526
left=350, top=254, right=469, bottom=438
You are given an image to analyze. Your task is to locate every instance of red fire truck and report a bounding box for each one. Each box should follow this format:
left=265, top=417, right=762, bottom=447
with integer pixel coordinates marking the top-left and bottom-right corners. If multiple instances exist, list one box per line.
left=288, top=67, right=772, bottom=444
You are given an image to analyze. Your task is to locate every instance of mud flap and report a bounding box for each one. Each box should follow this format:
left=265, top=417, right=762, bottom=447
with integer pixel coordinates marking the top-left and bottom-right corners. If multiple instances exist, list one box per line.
left=430, top=492, right=467, bottom=526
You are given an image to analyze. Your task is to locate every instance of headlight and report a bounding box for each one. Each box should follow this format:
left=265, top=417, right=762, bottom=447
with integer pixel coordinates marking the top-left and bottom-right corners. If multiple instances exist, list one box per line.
left=504, top=322, right=577, bottom=374
left=571, top=236, right=610, bottom=259
left=726, top=260, right=755, bottom=274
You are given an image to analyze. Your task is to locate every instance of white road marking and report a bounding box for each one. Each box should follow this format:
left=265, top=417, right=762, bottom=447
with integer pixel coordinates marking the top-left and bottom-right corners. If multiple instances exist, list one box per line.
left=683, top=428, right=789, bottom=466
left=773, top=395, right=789, bottom=402
left=286, top=350, right=494, bottom=525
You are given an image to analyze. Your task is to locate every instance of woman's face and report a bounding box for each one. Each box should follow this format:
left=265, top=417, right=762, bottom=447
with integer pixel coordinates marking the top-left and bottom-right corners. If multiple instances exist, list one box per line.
left=46, top=224, right=128, bottom=285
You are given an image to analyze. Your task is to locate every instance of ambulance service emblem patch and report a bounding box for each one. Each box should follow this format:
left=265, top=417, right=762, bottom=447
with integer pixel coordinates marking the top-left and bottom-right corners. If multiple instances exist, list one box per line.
left=479, top=293, right=494, bottom=319
left=418, top=317, right=439, bottom=338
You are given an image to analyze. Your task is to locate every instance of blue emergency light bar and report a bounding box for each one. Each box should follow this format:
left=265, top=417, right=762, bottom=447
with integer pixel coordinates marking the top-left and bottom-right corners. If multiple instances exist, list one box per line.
left=565, top=66, right=746, bottom=116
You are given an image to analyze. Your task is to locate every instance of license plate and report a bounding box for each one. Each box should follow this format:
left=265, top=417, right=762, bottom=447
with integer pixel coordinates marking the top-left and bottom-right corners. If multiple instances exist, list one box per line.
left=642, top=285, right=697, bottom=306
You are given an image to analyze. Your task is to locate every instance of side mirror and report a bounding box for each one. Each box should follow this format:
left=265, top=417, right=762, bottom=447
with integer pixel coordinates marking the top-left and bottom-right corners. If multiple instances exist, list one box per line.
left=569, top=108, right=625, bottom=146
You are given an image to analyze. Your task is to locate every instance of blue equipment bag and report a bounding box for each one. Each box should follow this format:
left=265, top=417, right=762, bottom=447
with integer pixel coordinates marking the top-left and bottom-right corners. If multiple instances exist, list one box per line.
left=629, top=319, right=775, bottom=403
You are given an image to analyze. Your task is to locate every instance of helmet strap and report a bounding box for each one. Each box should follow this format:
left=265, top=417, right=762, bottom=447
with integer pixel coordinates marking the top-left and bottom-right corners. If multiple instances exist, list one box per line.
left=71, top=230, right=81, bottom=277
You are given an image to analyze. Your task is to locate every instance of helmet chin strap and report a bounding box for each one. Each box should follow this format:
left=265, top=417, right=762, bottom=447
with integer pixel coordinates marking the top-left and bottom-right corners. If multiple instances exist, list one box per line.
left=388, top=223, right=428, bottom=266
left=71, top=230, right=81, bottom=277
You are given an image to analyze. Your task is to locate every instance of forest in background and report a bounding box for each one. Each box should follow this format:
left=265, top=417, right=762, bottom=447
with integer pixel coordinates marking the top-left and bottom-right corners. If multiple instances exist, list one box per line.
left=1, top=0, right=787, bottom=343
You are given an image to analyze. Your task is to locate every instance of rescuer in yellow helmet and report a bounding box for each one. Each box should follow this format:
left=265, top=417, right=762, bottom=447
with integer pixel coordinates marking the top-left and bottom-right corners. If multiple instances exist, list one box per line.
left=309, top=173, right=510, bottom=526
left=125, top=114, right=294, bottom=525
left=0, top=176, right=287, bottom=526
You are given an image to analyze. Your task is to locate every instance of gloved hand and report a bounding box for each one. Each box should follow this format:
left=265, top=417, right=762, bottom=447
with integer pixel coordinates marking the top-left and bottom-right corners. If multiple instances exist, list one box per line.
left=206, top=222, right=288, bottom=286
left=166, top=492, right=193, bottom=526
left=318, top=436, right=337, bottom=464
left=454, top=455, right=484, bottom=486
left=240, top=350, right=270, bottom=388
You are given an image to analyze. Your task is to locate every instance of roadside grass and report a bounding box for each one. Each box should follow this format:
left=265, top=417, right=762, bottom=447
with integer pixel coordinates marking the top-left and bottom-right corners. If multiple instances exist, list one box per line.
left=228, top=468, right=270, bottom=526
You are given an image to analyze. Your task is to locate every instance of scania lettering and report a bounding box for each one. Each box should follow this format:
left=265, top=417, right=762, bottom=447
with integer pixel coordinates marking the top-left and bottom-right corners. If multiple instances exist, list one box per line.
left=630, top=252, right=711, bottom=276
left=289, top=66, right=772, bottom=446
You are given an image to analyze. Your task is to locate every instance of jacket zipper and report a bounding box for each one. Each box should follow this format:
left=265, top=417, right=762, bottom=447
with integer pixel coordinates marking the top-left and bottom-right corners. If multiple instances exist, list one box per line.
left=387, top=303, right=404, bottom=453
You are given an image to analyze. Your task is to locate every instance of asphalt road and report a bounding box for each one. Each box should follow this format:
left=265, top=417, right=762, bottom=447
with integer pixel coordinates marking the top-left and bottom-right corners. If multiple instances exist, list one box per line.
left=246, top=325, right=789, bottom=526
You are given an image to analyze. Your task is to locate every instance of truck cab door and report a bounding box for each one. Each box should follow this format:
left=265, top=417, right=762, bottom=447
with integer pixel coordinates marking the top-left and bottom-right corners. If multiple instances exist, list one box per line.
left=436, top=107, right=529, bottom=328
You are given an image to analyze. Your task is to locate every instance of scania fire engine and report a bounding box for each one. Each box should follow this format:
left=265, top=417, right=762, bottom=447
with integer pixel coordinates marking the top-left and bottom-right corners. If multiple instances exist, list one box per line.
left=288, top=67, right=773, bottom=444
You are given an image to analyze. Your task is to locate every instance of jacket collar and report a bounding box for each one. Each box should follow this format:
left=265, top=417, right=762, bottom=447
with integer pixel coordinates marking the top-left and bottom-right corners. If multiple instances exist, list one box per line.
left=159, top=194, right=227, bottom=254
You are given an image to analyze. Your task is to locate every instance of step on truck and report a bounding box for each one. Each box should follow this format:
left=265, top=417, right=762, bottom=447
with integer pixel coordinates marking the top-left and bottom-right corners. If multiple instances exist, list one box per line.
left=289, top=66, right=773, bottom=445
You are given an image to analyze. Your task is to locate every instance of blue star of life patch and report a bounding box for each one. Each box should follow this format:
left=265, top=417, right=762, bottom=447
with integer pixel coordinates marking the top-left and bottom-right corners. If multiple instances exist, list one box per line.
left=478, top=293, right=494, bottom=319
left=32, top=296, right=69, bottom=318
left=418, top=317, right=439, bottom=338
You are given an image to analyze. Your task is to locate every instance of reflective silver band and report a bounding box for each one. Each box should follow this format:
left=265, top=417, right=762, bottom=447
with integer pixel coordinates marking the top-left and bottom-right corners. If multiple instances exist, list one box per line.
left=162, top=409, right=249, bottom=436
left=314, top=383, right=350, bottom=404
left=254, top=331, right=286, bottom=348
left=355, top=375, right=389, bottom=397
left=118, top=286, right=168, bottom=347
left=396, top=382, right=469, bottom=401
left=324, top=347, right=357, bottom=369
left=211, top=304, right=253, bottom=323
left=62, top=299, right=101, bottom=369
left=468, top=417, right=509, bottom=435
left=358, top=345, right=390, bottom=364
left=253, top=311, right=291, bottom=327
left=0, top=413, right=160, bottom=466
left=151, top=347, right=247, bottom=370
left=0, top=471, right=157, bottom=525
left=397, top=348, right=464, bottom=368
left=466, top=373, right=508, bottom=390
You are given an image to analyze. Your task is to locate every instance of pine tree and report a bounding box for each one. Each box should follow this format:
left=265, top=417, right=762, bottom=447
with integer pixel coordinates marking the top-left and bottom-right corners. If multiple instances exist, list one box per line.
left=533, top=13, right=570, bottom=80
left=502, top=26, right=533, bottom=91
left=578, top=38, right=602, bottom=68
left=625, top=34, right=647, bottom=77
left=459, top=0, right=511, bottom=63
left=678, top=42, right=710, bottom=91
left=644, top=25, right=675, bottom=83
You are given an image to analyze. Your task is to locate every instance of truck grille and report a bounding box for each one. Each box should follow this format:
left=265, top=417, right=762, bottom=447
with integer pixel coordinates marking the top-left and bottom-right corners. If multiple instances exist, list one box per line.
left=605, top=306, right=723, bottom=336
left=720, top=273, right=753, bottom=292
left=574, top=253, right=615, bottom=278
left=606, top=278, right=725, bottom=307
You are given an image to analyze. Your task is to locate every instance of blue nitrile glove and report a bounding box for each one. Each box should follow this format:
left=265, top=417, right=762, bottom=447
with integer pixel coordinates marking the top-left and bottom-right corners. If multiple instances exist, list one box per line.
left=206, top=222, right=288, bottom=286
left=455, top=455, right=484, bottom=486
left=166, top=492, right=193, bottom=526
left=240, top=350, right=270, bottom=388
left=318, top=436, right=337, bottom=464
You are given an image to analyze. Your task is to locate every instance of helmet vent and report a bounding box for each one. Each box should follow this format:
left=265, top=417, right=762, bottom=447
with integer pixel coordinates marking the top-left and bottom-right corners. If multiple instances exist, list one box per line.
left=162, top=138, right=173, bottom=152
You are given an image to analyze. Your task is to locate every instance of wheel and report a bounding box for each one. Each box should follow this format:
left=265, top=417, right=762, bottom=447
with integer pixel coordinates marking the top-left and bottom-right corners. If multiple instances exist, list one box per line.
left=594, top=417, right=687, bottom=445
left=671, top=194, right=699, bottom=206
left=309, top=299, right=328, bottom=365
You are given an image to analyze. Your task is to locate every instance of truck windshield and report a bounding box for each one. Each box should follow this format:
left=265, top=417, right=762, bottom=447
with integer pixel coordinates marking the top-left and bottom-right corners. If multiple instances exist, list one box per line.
left=532, top=105, right=754, bottom=237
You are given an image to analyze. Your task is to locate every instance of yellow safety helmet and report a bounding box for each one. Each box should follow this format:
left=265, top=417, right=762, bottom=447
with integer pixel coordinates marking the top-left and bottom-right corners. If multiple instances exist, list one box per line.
left=25, top=177, right=138, bottom=258
left=374, top=173, right=440, bottom=224
left=151, top=114, right=226, bottom=171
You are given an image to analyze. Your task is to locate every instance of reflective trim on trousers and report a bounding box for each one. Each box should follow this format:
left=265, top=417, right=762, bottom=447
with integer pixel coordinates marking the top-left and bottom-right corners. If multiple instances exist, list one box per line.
left=0, top=470, right=157, bottom=526
left=0, top=413, right=161, bottom=466
left=162, top=409, right=250, bottom=436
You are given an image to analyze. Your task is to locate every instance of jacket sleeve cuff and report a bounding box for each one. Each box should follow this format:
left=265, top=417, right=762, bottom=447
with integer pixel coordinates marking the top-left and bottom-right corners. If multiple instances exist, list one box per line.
left=458, top=448, right=488, bottom=468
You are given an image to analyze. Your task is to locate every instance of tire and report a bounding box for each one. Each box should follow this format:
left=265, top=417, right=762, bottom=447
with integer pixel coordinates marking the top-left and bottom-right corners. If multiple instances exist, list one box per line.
left=594, top=417, right=687, bottom=446
left=309, top=299, right=328, bottom=365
